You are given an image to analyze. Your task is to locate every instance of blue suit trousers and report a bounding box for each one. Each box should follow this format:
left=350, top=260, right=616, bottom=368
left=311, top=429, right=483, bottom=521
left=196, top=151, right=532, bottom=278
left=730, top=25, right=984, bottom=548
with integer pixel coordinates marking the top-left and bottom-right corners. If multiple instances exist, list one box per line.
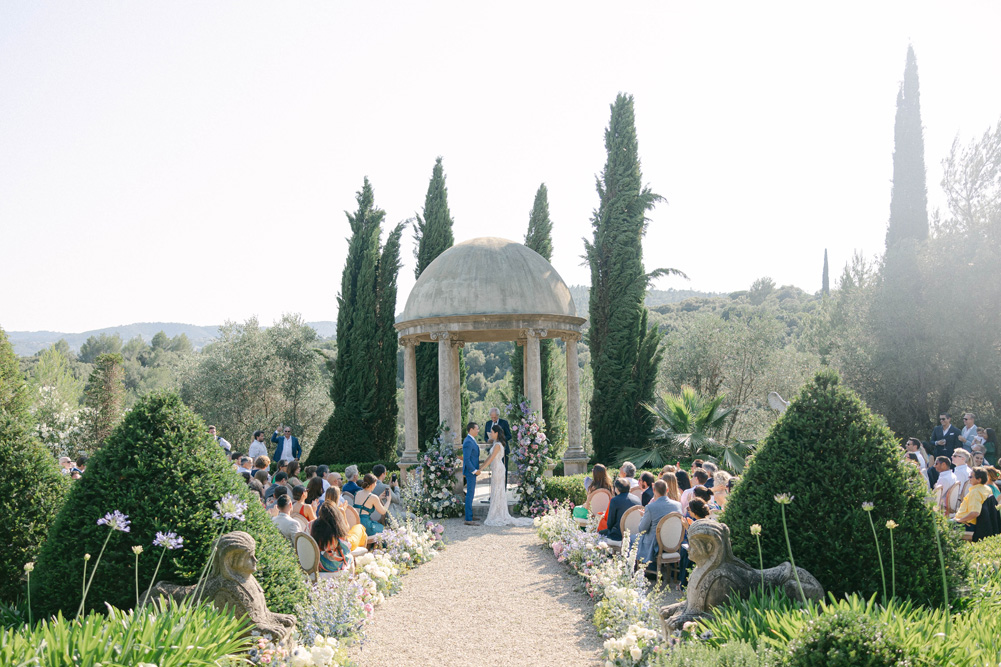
left=464, top=472, right=477, bottom=521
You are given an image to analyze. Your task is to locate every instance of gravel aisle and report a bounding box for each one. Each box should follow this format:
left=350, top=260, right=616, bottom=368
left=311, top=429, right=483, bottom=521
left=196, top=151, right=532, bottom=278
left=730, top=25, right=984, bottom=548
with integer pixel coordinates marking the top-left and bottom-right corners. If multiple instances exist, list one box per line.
left=350, top=518, right=604, bottom=666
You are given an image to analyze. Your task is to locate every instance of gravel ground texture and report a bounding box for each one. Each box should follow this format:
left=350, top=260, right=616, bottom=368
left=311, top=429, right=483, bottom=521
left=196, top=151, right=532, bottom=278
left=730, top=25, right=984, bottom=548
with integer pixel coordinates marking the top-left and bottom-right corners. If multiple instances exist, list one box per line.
left=350, top=518, right=605, bottom=666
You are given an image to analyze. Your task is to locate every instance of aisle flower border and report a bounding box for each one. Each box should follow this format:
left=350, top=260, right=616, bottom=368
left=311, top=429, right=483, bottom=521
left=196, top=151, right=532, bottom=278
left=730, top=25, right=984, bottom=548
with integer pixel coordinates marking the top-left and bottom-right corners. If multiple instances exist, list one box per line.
left=535, top=504, right=665, bottom=666
left=510, top=401, right=552, bottom=517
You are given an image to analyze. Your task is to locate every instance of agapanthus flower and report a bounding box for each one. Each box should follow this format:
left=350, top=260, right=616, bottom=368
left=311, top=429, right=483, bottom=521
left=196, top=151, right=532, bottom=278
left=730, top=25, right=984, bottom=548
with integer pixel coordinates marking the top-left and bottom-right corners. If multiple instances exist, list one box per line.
left=773, top=493, right=794, bottom=505
left=862, top=501, right=875, bottom=512
left=97, top=510, right=131, bottom=533
left=153, top=531, right=184, bottom=550
left=213, top=493, right=248, bottom=521
left=132, top=545, right=144, bottom=556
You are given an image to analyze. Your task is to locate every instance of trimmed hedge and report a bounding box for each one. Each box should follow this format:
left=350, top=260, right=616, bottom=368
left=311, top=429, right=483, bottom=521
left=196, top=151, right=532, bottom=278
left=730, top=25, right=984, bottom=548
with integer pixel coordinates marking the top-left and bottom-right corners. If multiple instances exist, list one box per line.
left=31, top=392, right=309, bottom=616
left=544, top=474, right=588, bottom=506
left=721, top=370, right=965, bottom=605
left=0, top=328, right=69, bottom=603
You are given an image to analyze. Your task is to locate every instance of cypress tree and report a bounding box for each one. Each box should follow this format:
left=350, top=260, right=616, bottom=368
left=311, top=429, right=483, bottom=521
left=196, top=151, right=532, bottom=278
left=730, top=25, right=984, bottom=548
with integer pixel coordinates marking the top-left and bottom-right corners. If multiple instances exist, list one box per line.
left=886, top=45, right=929, bottom=249
left=413, top=157, right=456, bottom=448
left=822, top=249, right=830, bottom=296
left=310, top=179, right=401, bottom=464
left=585, top=94, right=670, bottom=464
left=85, top=352, right=124, bottom=448
left=511, top=184, right=565, bottom=444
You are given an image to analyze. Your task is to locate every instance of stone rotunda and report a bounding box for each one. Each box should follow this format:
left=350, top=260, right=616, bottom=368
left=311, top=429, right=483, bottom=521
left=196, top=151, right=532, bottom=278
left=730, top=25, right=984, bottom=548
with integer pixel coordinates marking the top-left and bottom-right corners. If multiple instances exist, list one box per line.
left=395, top=236, right=589, bottom=479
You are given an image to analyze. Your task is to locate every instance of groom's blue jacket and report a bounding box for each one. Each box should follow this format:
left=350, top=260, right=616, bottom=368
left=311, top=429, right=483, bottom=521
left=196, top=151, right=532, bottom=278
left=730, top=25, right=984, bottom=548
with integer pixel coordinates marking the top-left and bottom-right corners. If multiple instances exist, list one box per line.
left=462, top=434, right=480, bottom=476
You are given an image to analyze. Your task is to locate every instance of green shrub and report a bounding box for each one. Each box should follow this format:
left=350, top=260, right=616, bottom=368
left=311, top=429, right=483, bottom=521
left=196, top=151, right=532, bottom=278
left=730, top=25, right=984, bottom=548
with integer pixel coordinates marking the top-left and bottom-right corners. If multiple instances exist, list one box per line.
left=654, top=640, right=771, bottom=667
left=31, top=392, right=309, bottom=616
left=0, top=327, right=69, bottom=603
left=784, top=608, right=912, bottom=667
left=0, top=599, right=253, bottom=666
left=721, top=370, right=964, bottom=604
left=544, top=474, right=588, bottom=505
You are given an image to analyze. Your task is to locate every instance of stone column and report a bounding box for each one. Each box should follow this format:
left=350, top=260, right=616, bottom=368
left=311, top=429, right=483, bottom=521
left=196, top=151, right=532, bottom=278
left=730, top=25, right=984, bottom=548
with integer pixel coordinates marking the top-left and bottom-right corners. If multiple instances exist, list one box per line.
left=398, top=338, right=419, bottom=485
left=432, top=332, right=456, bottom=445
left=449, top=340, right=463, bottom=441
left=524, top=329, right=544, bottom=420
left=562, top=334, right=588, bottom=476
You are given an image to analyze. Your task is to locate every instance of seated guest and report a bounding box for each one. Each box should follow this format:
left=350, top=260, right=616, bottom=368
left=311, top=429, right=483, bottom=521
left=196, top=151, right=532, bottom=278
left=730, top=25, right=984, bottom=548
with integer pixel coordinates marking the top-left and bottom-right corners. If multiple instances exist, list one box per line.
left=675, top=470, right=691, bottom=494
left=702, top=462, right=718, bottom=489
left=638, top=471, right=656, bottom=507
left=576, top=465, right=615, bottom=521
left=292, top=485, right=316, bottom=522
left=661, top=464, right=678, bottom=475
left=905, top=452, right=931, bottom=488
left=305, top=477, right=325, bottom=512
left=677, top=498, right=713, bottom=590
left=271, top=494, right=302, bottom=541
left=324, top=486, right=367, bottom=550
left=983, top=428, right=998, bottom=466
left=933, top=456, right=957, bottom=511
left=272, top=460, right=288, bottom=484
left=688, top=498, right=712, bottom=521
left=71, top=455, right=88, bottom=479
left=680, top=470, right=709, bottom=512
left=254, top=469, right=270, bottom=489
left=353, top=474, right=388, bottom=535
left=246, top=475, right=265, bottom=502
left=971, top=451, right=986, bottom=469
left=238, top=456, right=254, bottom=475
left=229, top=452, right=243, bottom=471
left=342, top=466, right=362, bottom=496
left=267, top=485, right=289, bottom=516
left=619, top=461, right=639, bottom=489
left=253, top=456, right=271, bottom=479
left=372, top=464, right=400, bottom=518
left=328, top=471, right=343, bottom=490
left=954, top=467, right=993, bottom=541
left=691, top=459, right=704, bottom=475
left=304, top=465, right=317, bottom=482
left=286, top=461, right=303, bottom=490
left=905, top=438, right=927, bottom=469
left=659, top=471, right=681, bottom=502
left=634, top=480, right=683, bottom=565
left=310, top=503, right=354, bottom=573
left=985, top=467, right=1001, bottom=500
left=953, top=449, right=972, bottom=488
left=264, top=471, right=289, bottom=501
left=58, top=456, right=73, bottom=475
left=598, top=478, right=639, bottom=543
left=713, top=471, right=733, bottom=509
left=691, top=485, right=720, bottom=512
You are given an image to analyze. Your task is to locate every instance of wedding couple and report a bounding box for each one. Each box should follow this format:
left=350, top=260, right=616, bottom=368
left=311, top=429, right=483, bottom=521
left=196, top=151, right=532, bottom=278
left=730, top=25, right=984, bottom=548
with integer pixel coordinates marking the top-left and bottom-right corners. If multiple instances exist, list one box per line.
left=462, top=422, right=533, bottom=527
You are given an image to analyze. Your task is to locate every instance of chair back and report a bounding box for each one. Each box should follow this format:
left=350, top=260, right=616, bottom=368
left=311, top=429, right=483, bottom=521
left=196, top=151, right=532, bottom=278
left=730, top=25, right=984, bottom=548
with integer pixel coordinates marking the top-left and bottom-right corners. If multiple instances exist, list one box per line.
left=344, top=505, right=361, bottom=527
left=944, top=483, right=960, bottom=513
left=341, top=492, right=355, bottom=507
left=620, top=505, right=644, bottom=537
left=959, top=480, right=970, bottom=504
left=290, top=513, right=309, bottom=531
left=587, top=489, right=612, bottom=516
left=656, top=513, right=685, bottom=553
left=294, top=532, right=320, bottom=580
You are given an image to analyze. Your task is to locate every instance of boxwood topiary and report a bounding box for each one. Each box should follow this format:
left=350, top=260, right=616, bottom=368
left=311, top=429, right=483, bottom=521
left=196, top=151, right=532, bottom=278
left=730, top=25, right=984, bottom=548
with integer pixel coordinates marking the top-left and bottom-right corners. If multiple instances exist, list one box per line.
left=0, top=328, right=69, bottom=603
left=784, top=608, right=912, bottom=667
left=721, top=370, right=964, bottom=605
left=31, top=391, right=308, bottom=616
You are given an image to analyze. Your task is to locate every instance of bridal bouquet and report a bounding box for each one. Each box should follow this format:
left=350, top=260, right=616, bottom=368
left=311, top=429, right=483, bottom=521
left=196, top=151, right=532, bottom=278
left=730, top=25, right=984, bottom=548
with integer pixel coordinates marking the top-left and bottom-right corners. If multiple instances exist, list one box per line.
left=510, top=401, right=552, bottom=517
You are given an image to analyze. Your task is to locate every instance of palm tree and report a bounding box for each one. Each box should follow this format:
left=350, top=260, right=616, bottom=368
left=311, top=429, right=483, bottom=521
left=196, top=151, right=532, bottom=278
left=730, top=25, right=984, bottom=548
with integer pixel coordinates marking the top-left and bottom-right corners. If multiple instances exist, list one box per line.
left=617, top=386, right=755, bottom=472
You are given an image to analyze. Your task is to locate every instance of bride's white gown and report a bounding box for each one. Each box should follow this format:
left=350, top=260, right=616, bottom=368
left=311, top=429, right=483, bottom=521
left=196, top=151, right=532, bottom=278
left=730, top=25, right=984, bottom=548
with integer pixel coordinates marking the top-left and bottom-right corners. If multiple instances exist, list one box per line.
left=483, top=442, right=534, bottom=527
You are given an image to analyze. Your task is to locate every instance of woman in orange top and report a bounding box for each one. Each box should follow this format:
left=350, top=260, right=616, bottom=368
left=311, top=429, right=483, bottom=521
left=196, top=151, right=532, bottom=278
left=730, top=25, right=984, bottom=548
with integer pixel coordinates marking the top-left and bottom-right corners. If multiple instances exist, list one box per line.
left=324, top=486, right=367, bottom=551
left=292, top=484, right=316, bottom=522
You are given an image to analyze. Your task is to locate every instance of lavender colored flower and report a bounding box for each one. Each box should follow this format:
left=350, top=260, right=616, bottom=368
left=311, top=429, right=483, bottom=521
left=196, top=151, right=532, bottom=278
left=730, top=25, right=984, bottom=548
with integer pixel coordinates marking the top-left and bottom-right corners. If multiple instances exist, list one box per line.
left=153, top=531, right=184, bottom=550
left=97, top=510, right=131, bottom=533
left=212, top=493, right=248, bottom=521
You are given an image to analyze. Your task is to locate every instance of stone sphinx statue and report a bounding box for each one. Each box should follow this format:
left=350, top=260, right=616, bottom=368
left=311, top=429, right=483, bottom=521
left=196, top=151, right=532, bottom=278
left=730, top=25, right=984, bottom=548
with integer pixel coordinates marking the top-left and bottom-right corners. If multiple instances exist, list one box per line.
left=660, top=520, right=824, bottom=635
left=141, top=531, right=296, bottom=641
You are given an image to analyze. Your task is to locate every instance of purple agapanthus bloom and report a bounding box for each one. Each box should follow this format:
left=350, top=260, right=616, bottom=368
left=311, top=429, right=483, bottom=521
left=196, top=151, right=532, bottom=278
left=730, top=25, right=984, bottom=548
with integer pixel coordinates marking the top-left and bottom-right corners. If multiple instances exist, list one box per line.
left=153, top=531, right=184, bottom=550
left=97, top=510, right=131, bottom=533
left=212, top=493, right=248, bottom=522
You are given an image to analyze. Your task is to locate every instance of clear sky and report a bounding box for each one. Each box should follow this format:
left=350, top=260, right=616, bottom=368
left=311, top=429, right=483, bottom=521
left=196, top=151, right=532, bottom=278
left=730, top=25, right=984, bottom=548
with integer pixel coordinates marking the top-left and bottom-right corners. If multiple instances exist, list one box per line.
left=2, top=1, right=1000, bottom=333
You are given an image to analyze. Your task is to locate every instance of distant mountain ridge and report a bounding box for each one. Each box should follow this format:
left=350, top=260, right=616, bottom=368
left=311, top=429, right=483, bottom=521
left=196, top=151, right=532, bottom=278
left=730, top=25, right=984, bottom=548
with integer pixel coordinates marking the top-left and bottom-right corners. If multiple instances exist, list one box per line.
left=7, top=321, right=338, bottom=356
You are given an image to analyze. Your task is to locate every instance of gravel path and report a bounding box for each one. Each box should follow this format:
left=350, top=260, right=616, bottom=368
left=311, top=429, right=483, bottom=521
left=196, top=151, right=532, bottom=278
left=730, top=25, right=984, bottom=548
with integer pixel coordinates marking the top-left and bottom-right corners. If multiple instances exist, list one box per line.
left=350, top=518, right=604, bottom=666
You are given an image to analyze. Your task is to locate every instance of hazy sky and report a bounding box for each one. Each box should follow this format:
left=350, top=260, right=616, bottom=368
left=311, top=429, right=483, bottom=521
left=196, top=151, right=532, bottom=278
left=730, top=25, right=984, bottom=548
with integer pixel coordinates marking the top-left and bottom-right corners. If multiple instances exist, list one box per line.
left=3, top=1, right=1000, bottom=333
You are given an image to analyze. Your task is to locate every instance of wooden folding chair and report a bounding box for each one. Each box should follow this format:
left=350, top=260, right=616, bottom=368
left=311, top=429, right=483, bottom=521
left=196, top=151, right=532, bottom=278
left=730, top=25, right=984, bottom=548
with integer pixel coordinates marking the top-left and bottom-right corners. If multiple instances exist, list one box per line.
left=943, top=483, right=960, bottom=517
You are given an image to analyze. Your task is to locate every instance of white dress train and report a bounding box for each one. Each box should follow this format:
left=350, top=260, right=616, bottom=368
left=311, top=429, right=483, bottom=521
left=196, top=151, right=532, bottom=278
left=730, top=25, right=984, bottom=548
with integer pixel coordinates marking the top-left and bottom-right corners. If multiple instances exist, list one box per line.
left=483, top=442, right=534, bottom=527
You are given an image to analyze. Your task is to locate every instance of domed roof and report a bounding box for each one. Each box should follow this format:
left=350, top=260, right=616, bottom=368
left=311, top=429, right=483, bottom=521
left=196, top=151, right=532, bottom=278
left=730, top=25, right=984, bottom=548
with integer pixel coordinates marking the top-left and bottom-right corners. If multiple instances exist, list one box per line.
left=399, top=237, right=579, bottom=323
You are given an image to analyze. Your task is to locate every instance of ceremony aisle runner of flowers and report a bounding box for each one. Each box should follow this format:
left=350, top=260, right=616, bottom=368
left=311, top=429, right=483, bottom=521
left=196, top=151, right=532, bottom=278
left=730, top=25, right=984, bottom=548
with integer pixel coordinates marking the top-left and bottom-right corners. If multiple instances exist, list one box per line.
left=535, top=504, right=665, bottom=667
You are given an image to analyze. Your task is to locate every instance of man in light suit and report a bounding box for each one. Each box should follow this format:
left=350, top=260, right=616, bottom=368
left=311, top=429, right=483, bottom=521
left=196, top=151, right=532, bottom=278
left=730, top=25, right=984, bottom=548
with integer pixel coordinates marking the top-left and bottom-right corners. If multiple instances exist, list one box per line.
left=483, top=407, right=513, bottom=486
left=931, top=413, right=962, bottom=458
left=272, top=426, right=302, bottom=463
left=633, top=480, right=683, bottom=565
left=463, top=423, right=482, bottom=526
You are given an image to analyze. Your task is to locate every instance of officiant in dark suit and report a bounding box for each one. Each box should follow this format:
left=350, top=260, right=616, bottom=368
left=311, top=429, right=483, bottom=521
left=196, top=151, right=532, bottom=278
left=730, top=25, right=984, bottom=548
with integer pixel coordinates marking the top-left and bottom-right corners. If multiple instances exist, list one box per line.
left=931, top=413, right=962, bottom=458
left=483, top=407, right=513, bottom=486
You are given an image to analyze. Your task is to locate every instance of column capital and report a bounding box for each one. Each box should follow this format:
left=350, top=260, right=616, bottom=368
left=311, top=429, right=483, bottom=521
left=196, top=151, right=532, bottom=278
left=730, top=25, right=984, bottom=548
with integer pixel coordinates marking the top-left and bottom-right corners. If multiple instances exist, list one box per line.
left=400, top=337, right=419, bottom=348
left=560, top=332, right=582, bottom=343
left=523, top=328, right=548, bottom=339
left=429, top=331, right=451, bottom=341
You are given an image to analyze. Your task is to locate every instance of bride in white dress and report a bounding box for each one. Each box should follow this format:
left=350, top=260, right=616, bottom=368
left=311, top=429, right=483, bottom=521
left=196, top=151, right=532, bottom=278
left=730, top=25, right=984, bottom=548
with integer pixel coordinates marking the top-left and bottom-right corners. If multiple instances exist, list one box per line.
left=483, top=425, right=534, bottom=527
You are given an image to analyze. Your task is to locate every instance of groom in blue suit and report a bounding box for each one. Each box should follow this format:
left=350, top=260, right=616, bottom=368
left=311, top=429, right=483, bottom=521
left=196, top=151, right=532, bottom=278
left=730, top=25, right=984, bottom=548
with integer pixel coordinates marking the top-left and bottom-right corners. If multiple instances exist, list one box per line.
left=462, top=423, right=482, bottom=525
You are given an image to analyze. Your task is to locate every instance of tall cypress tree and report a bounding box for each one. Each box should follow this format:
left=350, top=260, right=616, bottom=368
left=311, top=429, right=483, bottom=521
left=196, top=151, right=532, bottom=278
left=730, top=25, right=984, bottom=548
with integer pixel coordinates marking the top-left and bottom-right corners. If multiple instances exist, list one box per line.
left=511, top=184, right=565, bottom=445
left=310, top=179, right=401, bottom=464
left=585, top=94, right=673, bottom=464
left=822, top=249, right=830, bottom=296
left=886, top=45, right=929, bottom=249
left=414, top=157, right=455, bottom=448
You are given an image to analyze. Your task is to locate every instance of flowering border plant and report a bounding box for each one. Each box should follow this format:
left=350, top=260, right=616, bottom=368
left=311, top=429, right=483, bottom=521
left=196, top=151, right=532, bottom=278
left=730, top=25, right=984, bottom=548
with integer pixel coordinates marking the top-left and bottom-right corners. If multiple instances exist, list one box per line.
left=510, top=401, right=552, bottom=517
left=405, top=425, right=463, bottom=519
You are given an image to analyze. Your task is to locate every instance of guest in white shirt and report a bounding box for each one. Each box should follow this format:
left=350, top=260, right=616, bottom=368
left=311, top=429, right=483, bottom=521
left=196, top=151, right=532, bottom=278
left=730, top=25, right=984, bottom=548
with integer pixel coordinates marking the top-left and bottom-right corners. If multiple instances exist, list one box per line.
left=952, top=449, right=971, bottom=487
left=619, top=461, right=639, bottom=489
left=271, top=495, right=302, bottom=542
left=248, top=430, right=269, bottom=460
left=959, top=413, right=981, bottom=452
left=905, top=438, right=927, bottom=469
left=680, top=470, right=709, bottom=513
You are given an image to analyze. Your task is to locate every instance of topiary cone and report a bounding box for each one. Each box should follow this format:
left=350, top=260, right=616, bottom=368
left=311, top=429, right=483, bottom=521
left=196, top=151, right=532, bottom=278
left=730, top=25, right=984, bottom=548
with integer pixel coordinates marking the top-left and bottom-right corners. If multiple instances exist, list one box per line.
left=31, top=391, right=309, bottom=616
left=720, top=370, right=965, bottom=605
